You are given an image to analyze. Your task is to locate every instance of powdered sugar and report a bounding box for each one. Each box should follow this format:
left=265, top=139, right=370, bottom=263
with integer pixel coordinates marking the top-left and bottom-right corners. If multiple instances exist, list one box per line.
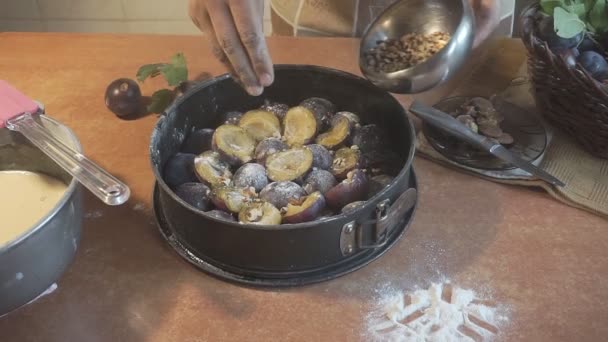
left=365, top=282, right=510, bottom=341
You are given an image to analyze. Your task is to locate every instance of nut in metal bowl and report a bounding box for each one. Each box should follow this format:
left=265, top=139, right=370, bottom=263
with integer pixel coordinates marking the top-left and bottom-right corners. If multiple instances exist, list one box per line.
left=359, top=0, right=475, bottom=94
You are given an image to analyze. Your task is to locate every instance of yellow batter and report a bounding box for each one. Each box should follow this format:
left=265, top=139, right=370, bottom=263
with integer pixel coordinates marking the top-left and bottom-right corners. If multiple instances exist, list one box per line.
left=0, top=170, right=68, bottom=247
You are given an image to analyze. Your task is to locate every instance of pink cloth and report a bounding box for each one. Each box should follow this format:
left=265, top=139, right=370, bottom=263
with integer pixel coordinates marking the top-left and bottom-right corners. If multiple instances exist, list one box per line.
left=0, top=80, right=39, bottom=128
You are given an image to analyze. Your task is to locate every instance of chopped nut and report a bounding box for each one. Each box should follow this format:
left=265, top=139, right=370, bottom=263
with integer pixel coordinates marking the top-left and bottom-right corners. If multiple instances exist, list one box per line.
left=365, top=31, right=451, bottom=73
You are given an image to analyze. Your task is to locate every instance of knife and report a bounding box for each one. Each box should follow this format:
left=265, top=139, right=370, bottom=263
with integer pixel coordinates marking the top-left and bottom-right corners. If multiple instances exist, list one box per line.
left=409, top=100, right=565, bottom=187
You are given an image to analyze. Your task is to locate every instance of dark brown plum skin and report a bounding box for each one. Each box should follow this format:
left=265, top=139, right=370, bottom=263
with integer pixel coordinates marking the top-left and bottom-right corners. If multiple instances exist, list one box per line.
left=105, top=78, right=142, bottom=118
left=325, top=169, right=369, bottom=210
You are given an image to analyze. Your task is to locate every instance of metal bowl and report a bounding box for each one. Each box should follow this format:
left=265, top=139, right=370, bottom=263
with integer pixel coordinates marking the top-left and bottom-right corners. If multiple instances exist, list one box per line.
left=149, top=65, right=418, bottom=286
left=359, top=0, right=475, bottom=94
left=0, top=115, right=83, bottom=316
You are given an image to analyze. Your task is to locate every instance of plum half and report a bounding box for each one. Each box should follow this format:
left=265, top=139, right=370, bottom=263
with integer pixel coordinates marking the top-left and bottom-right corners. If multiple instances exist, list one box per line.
left=325, top=169, right=369, bottom=210
left=194, top=151, right=233, bottom=187
left=265, top=147, right=313, bottom=182
left=238, top=109, right=282, bottom=141
left=238, top=201, right=282, bottom=225
left=282, top=191, right=326, bottom=224
left=300, top=97, right=335, bottom=128
left=303, top=169, right=337, bottom=195
left=211, top=185, right=257, bottom=213
left=212, top=124, right=256, bottom=166
left=316, top=116, right=352, bottom=150
left=232, top=163, right=269, bottom=192
left=254, top=138, right=288, bottom=165
left=283, top=106, right=318, bottom=146
left=332, top=111, right=361, bottom=128
left=331, top=147, right=362, bottom=179
left=259, top=181, right=306, bottom=209
left=260, top=100, right=289, bottom=121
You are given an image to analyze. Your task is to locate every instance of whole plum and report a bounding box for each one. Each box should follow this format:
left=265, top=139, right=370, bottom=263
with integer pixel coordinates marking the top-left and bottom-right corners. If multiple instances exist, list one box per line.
left=105, top=78, right=142, bottom=118
left=182, top=128, right=214, bottom=155
left=174, top=183, right=212, bottom=211
left=579, top=51, right=608, bottom=81
left=164, top=153, right=198, bottom=188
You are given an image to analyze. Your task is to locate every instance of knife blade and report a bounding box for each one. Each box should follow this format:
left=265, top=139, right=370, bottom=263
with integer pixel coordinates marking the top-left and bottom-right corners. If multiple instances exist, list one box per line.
left=409, top=100, right=565, bottom=187
left=488, top=144, right=565, bottom=187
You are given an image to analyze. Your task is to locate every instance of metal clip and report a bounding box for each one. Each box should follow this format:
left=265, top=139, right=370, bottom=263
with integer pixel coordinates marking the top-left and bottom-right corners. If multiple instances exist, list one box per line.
left=339, top=188, right=417, bottom=256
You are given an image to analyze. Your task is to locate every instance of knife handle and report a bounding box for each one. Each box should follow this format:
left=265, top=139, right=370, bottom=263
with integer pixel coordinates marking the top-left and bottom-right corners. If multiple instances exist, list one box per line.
left=409, top=100, right=495, bottom=151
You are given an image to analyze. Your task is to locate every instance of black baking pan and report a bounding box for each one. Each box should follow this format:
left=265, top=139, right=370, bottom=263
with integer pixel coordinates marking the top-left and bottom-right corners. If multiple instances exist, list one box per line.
left=149, top=65, right=417, bottom=286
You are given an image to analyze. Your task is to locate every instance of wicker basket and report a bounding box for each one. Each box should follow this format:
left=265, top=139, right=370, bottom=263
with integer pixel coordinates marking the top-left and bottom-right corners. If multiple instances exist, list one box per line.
left=520, top=3, right=608, bottom=159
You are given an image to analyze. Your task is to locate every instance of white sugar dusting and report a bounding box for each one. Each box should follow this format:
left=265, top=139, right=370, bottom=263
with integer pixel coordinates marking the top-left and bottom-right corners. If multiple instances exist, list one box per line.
left=84, top=210, right=103, bottom=219
left=365, top=282, right=511, bottom=342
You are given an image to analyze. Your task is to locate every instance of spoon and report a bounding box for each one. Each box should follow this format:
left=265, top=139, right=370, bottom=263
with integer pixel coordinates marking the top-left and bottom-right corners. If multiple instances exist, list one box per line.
left=0, top=80, right=130, bottom=206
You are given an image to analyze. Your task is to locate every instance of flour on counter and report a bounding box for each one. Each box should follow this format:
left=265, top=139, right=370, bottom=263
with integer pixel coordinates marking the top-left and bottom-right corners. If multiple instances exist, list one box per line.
left=365, top=282, right=510, bottom=342
left=84, top=210, right=103, bottom=219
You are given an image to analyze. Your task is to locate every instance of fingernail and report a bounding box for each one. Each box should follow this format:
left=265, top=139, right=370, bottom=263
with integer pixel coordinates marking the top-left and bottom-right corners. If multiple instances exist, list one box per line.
left=260, top=73, right=273, bottom=87
left=247, top=86, right=263, bottom=96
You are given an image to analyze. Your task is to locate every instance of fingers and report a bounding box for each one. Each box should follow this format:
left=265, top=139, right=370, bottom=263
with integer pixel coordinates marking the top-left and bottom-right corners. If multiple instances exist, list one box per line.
left=230, top=0, right=274, bottom=87
left=207, top=0, right=262, bottom=96
left=470, top=0, right=500, bottom=48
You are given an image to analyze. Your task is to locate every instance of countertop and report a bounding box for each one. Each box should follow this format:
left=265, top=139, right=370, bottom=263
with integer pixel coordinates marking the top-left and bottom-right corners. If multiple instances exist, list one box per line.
left=0, top=33, right=607, bottom=342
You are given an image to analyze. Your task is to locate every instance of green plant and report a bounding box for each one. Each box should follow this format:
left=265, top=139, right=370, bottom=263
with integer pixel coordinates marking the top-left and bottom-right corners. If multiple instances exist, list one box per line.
left=540, top=0, right=608, bottom=38
left=136, top=52, right=188, bottom=114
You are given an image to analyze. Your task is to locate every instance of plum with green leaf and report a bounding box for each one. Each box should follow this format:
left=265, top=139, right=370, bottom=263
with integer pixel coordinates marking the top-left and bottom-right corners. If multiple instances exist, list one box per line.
left=536, top=14, right=583, bottom=52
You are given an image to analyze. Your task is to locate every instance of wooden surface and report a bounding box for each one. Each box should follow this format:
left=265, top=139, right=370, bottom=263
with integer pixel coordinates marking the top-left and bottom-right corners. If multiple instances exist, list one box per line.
left=0, top=33, right=607, bottom=342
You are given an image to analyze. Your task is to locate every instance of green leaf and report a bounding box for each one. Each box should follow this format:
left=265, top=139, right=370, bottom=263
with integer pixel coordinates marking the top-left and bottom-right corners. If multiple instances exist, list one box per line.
left=554, top=7, right=587, bottom=38
left=565, top=3, right=587, bottom=19
left=584, top=0, right=597, bottom=12
left=136, top=63, right=167, bottom=83
left=589, top=0, right=608, bottom=33
left=160, top=52, right=188, bottom=87
left=147, top=89, right=175, bottom=114
left=541, top=0, right=565, bottom=14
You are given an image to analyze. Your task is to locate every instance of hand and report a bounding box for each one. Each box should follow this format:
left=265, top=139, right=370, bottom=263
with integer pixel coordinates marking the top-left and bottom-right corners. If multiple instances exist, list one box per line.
left=470, top=0, right=500, bottom=48
left=189, top=0, right=272, bottom=96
